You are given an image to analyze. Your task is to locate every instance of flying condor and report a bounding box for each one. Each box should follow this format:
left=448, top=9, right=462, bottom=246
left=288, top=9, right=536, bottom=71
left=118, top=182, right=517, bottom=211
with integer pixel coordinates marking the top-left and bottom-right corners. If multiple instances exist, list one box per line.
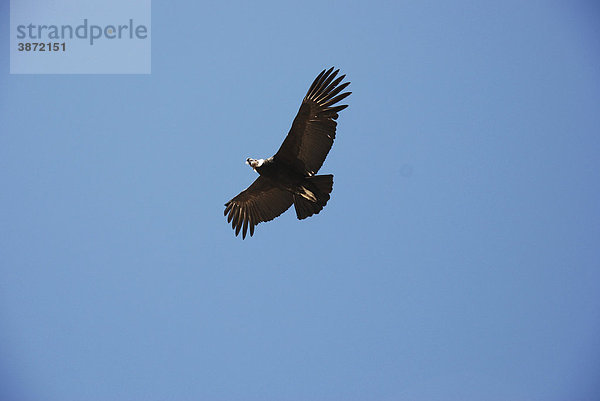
left=224, top=67, right=351, bottom=239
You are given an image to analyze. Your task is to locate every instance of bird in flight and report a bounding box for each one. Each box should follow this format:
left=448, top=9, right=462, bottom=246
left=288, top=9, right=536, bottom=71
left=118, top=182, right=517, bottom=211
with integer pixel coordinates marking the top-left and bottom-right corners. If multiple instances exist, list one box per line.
left=224, top=67, right=351, bottom=238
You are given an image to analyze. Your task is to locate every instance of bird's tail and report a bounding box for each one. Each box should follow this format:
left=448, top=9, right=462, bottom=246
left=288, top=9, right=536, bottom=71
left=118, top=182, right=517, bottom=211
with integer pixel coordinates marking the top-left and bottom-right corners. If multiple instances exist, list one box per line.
left=293, top=174, right=334, bottom=220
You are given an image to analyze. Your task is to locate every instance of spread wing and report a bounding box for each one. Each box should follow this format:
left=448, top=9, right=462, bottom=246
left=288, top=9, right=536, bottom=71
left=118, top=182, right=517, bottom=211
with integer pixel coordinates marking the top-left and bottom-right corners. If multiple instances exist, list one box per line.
left=274, top=67, right=351, bottom=175
left=224, top=176, right=294, bottom=239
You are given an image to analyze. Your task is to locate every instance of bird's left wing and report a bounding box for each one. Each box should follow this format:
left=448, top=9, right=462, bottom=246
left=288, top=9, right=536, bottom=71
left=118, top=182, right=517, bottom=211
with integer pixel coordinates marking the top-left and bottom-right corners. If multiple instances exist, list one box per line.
left=274, top=67, right=351, bottom=175
left=224, top=176, right=294, bottom=239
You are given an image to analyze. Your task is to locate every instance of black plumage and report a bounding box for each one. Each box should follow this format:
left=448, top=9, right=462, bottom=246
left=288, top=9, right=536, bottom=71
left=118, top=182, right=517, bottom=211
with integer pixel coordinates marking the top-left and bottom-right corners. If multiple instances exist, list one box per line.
left=224, top=67, right=351, bottom=238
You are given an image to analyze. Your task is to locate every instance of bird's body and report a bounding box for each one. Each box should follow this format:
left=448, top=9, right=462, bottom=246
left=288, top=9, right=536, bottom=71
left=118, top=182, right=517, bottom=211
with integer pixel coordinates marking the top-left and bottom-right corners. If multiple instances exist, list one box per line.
left=225, top=67, right=351, bottom=238
left=250, top=156, right=333, bottom=213
left=248, top=157, right=302, bottom=192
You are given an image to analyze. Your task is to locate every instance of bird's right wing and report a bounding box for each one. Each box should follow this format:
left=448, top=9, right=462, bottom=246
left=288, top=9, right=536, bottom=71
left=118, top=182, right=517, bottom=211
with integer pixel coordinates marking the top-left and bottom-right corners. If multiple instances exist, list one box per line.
left=224, top=176, right=294, bottom=239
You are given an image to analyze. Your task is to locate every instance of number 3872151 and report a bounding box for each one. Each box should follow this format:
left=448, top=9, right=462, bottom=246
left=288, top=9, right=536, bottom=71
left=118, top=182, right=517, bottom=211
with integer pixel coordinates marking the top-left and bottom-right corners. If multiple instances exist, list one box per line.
left=18, top=42, right=66, bottom=51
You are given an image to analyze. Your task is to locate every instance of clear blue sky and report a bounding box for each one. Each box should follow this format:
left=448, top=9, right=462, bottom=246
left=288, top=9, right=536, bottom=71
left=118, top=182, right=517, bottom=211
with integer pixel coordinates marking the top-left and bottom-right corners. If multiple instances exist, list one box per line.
left=1, top=1, right=599, bottom=400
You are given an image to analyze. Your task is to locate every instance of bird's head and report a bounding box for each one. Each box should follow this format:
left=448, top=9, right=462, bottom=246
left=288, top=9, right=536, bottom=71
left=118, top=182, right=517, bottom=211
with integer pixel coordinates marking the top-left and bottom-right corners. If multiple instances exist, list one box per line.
left=246, top=158, right=265, bottom=171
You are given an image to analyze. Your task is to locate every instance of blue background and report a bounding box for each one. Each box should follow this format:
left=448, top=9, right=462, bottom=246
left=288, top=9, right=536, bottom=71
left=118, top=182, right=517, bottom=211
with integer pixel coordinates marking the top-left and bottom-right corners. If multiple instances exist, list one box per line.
left=1, top=1, right=599, bottom=400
